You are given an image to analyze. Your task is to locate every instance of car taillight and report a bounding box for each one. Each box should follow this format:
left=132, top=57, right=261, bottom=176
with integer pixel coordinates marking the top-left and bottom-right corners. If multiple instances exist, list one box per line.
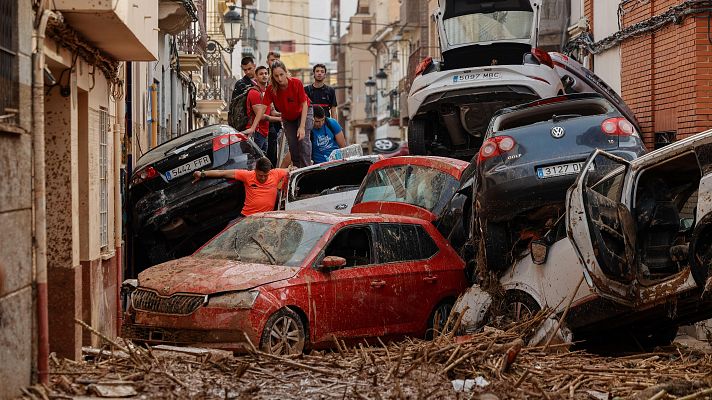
left=601, top=117, right=637, bottom=136
left=478, top=135, right=516, bottom=163
left=131, top=166, right=159, bottom=186
left=213, top=133, right=247, bottom=152
left=414, top=56, right=433, bottom=76
left=531, top=48, right=554, bottom=69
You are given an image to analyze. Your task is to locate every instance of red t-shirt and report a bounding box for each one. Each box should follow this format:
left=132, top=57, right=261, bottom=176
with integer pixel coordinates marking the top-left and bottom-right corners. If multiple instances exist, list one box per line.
left=247, top=87, right=270, bottom=137
left=233, top=169, right=289, bottom=216
left=262, top=77, right=310, bottom=121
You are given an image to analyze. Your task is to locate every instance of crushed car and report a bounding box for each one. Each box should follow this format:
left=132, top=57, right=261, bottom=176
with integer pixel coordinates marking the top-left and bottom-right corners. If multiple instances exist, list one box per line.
left=407, top=0, right=565, bottom=159
left=352, top=156, right=474, bottom=256
left=280, top=155, right=380, bottom=213
left=453, top=129, right=712, bottom=350
left=128, top=125, right=263, bottom=274
left=122, top=211, right=468, bottom=354
left=475, top=93, right=647, bottom=270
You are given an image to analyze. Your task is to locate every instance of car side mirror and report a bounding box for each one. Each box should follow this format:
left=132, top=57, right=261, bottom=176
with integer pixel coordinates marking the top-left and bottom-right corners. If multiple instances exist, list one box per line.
left=530, top=240, right=549, bottom=265
left=319, top=256, right=346, bottom=271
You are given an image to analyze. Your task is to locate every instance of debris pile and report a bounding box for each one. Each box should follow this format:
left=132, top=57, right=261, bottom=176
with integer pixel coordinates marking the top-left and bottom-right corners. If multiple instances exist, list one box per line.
left=19, top=316, right=712, bottom=399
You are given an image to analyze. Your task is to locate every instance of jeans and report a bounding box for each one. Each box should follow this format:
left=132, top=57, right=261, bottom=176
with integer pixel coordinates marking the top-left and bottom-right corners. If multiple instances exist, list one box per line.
left=252, top=132, right=268, bottom=153
left=267, top=123, right=281, bottom=167
left=282, top=106, right=313, bottom=168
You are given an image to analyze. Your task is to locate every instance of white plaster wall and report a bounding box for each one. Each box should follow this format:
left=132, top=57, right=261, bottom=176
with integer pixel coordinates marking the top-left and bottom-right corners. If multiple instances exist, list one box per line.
left=592, top=0, right=622, bottom=95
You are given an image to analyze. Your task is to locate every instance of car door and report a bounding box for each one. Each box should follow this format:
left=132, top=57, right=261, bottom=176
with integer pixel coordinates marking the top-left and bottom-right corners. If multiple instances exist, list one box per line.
left=568, top=130, right=712, bottom=306
left=567, top=150, right=638, bottom=305
left=311, top=224, right=403, bottom=342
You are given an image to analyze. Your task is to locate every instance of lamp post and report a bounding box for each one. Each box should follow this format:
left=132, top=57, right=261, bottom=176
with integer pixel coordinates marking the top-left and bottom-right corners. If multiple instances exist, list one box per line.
left=364, top=76, right=376, bottom=119
left=202, top=5, right=243, bottom=103
left=206, top=5, right=242, bottom=55
left=375, top=68, right=388, bottom=97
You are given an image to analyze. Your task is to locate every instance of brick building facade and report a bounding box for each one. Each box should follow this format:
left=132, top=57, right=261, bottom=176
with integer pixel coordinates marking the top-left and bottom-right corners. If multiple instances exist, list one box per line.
left=585, top=0, right=712, bottom=148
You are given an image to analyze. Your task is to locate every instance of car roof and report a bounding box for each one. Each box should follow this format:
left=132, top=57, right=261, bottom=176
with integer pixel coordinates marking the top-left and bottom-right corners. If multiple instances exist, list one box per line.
left=252, top=210, right=431, bottom=226
left=367, top=156, right=469, bottom=179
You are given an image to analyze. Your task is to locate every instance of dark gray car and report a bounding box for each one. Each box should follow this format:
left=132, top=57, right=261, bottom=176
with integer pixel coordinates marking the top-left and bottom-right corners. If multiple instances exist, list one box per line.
left=474, top=93, right=647, bottom=269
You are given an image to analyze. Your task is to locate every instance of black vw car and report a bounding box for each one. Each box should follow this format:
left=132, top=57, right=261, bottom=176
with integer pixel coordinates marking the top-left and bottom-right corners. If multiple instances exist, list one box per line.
left=128, top=124, right=263, bottom=274
left=475, top=93, right=647, bottom=269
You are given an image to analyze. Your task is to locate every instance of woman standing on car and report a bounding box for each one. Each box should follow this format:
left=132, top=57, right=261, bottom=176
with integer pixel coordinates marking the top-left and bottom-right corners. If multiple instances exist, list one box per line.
left=245, top=60, right=313, bottom=168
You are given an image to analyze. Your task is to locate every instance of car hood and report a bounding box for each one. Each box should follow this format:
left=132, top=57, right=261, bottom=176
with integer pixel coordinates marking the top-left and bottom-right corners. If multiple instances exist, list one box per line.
left=137, top=257, right=299, bottom=295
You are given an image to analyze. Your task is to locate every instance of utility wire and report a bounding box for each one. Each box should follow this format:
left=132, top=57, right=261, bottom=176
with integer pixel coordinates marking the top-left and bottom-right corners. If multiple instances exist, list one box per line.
left=252, top=16, right=330, bottom=42
left=252, top=7, right=424, bottom=28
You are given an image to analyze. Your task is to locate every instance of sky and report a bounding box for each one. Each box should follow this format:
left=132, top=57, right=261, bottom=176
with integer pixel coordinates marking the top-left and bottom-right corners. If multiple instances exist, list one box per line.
left=309, top=0, right=357, bottom=63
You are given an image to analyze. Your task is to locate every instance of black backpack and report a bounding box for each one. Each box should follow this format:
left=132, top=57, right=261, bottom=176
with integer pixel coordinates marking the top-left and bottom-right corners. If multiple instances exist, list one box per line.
left=228, top=80, right=256, bottom=131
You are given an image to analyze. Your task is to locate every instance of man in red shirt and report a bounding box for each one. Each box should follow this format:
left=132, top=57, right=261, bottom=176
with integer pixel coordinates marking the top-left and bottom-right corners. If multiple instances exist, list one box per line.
left=245, top=60, right=313, bottom=168
left=247, top=66, right=281, bottom=153
left=192, top=157, right=288, bottom=216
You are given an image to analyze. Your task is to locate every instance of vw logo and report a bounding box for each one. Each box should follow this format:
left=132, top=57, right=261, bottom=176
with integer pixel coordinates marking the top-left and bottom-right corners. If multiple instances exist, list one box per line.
left=551, top=126, right=566, bottom=138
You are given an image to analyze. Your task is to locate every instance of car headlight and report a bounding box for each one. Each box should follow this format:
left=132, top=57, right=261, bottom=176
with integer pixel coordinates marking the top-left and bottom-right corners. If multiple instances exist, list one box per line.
left=207, top=290, right=259, bottom=309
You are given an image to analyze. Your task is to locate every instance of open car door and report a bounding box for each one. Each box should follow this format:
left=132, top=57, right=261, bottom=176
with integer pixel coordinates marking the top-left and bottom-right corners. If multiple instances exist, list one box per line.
left=567, top=150, right=638, bottom=306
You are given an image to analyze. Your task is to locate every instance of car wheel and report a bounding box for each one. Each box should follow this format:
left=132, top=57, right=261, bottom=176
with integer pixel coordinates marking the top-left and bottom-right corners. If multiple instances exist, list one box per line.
left=503, top=290, right=541, bottom=323
left=408, top=118, right=429, bottom=155
left=259, top=308, right=306, bottom=355
left=481, top=220, right=512, bottom=271
left=691, top=228, right=712, bottom=288
left=374, top=138, right=396, bottom=152
left=426, top=300, right=454, bottom=339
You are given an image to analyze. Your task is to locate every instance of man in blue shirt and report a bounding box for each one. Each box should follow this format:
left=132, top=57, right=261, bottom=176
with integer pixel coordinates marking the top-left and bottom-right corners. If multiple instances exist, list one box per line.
left=311, top=106, right=347, bottom=163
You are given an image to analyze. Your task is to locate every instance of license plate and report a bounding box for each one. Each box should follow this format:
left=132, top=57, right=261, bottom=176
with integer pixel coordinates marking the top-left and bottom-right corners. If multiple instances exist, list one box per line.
left=165, top=155, right=211, bottom=181
left=452, top=72, right=502, bottom=83
left=536, top=162, right=592, bottom=179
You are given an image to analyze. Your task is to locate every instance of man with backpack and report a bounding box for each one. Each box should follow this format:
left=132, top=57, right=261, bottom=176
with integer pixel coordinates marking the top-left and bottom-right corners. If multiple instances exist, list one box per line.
left=310, top=105, right=347, bottom=164
left=247, top=66, right=280, bottom=152
left=305, top=64, right=337, bottom=119
left=228, top=57, right=258, bottom=132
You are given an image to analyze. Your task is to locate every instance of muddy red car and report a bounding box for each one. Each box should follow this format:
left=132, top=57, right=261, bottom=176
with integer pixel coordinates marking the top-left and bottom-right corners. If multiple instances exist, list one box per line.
left=122, top=211, right=467, bottom=354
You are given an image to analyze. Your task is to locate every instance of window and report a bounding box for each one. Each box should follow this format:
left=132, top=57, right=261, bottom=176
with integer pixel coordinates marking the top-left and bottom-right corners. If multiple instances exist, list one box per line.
left=98, top=107, right=110, bottom=250
left=655, top=131, right=676, bottom=150
left=362, top=20, right=372, bottom=35
left=377, top=224, right=438, bottom=263
left=358, top=5, right=369, bottom=14
left=0, top=0, right=18, bottom=125
left=324, top=226, right=373, bottom=267
left=269, top=40, right=295, bottom=53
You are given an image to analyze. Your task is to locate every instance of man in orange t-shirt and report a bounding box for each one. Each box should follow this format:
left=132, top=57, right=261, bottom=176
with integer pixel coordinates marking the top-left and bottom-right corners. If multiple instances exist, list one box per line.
left=192, top=157, right=289, bottom=216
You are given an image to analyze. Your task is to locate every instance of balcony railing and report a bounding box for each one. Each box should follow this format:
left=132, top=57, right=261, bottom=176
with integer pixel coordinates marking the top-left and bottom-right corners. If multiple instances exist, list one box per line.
left=176, top=0, right=207, bottom=56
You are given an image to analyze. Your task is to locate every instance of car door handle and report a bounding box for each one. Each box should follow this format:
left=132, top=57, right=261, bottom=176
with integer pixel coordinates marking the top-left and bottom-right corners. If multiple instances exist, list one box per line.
left=423, top=276, right=438, bottom=284
left=370, top=280, right=386, bottom=288
left=335, top=203, right=348, bottom=210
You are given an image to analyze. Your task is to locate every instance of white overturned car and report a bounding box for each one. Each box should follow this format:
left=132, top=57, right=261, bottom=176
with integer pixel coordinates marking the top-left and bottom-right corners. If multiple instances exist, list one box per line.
left=407, top=0, right=564, bottom=159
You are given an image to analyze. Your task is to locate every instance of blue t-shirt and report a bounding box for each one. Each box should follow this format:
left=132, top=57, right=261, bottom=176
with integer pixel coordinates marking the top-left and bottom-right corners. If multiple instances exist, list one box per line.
left=311, top=118, right=342, bottom=163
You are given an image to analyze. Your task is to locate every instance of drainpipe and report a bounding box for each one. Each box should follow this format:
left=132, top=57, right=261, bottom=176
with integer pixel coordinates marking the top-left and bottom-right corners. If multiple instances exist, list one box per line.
left=114, top=76, right=125, bottom=334
left=32, top=7, right=59, bottom=385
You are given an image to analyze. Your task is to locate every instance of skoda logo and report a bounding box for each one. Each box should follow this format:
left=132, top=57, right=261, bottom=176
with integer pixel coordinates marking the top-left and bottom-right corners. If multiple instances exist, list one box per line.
left=551, top=126, right=566, bottom=138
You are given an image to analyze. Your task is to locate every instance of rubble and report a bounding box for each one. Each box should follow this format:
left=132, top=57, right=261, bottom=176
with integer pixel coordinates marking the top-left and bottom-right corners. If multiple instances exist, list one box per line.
left=18, top=315, right=712, bottom=399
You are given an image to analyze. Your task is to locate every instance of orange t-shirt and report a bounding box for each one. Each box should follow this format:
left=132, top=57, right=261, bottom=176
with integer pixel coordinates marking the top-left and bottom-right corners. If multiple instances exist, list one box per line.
left=233, top=169, right=289, bottom=216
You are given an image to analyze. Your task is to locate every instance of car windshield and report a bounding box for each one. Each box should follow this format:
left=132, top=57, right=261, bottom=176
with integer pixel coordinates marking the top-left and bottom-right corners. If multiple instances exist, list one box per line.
left=443, top=11, right=533, bottom=46
left=195, top=217, right=330, bottom=267
left=357, top=165, right=459, bottom=215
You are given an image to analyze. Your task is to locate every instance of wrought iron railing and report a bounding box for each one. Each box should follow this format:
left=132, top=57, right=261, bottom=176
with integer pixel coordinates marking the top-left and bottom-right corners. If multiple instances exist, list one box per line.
left=176, top=0, right=207, bottom=57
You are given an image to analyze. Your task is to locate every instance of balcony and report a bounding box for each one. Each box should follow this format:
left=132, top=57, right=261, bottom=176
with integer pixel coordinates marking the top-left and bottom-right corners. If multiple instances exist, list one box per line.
left=52, top=0, right=158, bottom=60
left=159, top=0, right=196, bottom=35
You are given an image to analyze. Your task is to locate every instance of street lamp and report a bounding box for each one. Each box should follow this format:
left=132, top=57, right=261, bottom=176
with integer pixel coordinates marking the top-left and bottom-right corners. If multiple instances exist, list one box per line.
left=375, top=68, right=388, bottom=96
left=223, top=5, right=242, bottom=48
left=364, top=76, right=377, bottom=119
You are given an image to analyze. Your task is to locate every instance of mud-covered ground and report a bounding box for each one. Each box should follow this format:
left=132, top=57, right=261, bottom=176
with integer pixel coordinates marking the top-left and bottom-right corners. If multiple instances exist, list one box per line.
left=17, top=316, right=712, bottom=400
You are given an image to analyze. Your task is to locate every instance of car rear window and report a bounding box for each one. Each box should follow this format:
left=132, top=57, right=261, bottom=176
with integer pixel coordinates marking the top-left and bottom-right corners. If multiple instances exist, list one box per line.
left=493, top=98, right=615, bottom=133
left=195, top=217, right=330, bottom=267
left=443, top=10, right=533, bottom=46
left=356, top=165, right=458, bottom=216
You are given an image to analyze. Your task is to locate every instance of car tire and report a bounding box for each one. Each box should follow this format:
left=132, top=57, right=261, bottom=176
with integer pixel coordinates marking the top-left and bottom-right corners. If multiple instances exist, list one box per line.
left=259, top=308, right=306, bottom=355
left=481, top=220, right=512, bottom=271
left=503, top=290, right=541, bottom=323
left=690, top=226, right=712, bottom=288
left=408, top=118, right=429, bottom=156
left=426, top=299, right=454, bottom=339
